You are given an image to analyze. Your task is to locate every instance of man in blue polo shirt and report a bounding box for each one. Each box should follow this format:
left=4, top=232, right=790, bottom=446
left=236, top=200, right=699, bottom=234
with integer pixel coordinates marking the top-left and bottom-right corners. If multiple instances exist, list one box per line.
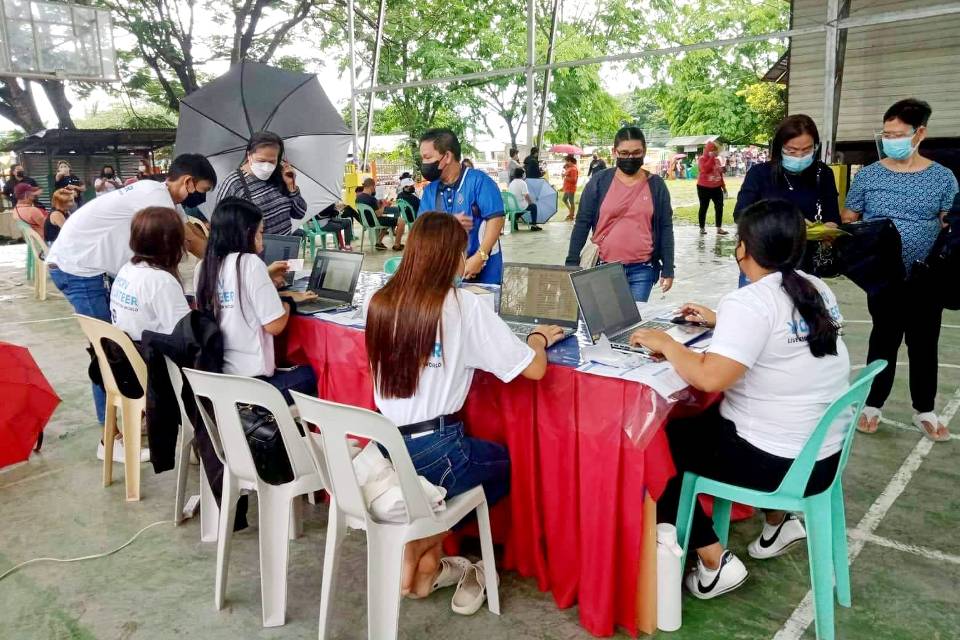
left=418, top=128, right=505, bottom=284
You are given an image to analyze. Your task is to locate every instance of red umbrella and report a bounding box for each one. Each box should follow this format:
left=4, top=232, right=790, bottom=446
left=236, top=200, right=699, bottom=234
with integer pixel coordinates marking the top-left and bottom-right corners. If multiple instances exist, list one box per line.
left=549, top=144, right=584, bottom=155
left=0, top=341, right=60, bottom=468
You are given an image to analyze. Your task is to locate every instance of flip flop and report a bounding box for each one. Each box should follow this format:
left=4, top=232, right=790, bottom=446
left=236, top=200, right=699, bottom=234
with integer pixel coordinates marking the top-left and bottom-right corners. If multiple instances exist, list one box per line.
left=406, top=556, right=470, bottom=600
left=913, top=412, right=951, bottom=443
left=856, top=407, right=881, bottom=434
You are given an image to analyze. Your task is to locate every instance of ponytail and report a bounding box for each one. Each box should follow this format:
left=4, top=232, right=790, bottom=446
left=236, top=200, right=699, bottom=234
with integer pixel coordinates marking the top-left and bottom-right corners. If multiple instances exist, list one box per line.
left=738, top=199, right=840, bottom=358
left=780, top=269, right=839, bottom=358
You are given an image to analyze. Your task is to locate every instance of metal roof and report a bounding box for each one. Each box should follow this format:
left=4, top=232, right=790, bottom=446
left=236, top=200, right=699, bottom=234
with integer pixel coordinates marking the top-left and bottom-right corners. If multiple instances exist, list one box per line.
left=2, top=128, right=177, bottom=154
left=665, top=135, right=722, bottom=147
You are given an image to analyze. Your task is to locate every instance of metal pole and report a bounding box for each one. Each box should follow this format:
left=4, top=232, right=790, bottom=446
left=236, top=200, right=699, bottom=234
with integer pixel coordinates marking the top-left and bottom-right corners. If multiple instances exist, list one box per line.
left=361, top=0, right=387, bottom=172
left=347, top=0, right=360, bottom=170
left=821, top=0, right=839, bottom=163
left=525, top=0, right=535, bottom=150
left=536, top=0, right=560, bottom=147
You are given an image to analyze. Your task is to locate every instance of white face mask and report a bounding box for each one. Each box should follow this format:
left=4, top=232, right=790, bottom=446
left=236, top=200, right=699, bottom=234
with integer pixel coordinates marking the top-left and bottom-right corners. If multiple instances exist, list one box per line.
left=250, top=161, right=276, bottom=181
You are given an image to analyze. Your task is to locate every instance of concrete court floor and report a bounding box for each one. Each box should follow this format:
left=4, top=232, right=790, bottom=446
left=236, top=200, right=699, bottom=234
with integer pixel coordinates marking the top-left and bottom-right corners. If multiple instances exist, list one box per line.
left=1, top=219, right=958, bottom=640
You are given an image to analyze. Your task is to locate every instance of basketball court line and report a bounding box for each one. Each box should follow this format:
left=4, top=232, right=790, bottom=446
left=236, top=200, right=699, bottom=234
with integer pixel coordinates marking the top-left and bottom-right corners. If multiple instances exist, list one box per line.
left=847, top=530, right=960, bottom=566
left=1, top=316, right=74, bottom=327
left=772, top=384, right=960, bottom=639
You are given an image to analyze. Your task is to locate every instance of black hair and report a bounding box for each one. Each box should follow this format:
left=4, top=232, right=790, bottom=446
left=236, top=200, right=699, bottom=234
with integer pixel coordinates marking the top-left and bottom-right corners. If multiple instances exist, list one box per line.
left=420, top=128, right=462, bottom=161
left=168, top=153, right=217, bottom=186
left=530, top=146, right=539, bottom=155
left=883, top=98, right=932, bottom=129
left=614, top=126, right=646, bottom=148
left=245, top=130, right=286, bottom=190
left=565, top=154, right=576, bottom=163
left=101, top=165, right=117, bottom=178
left=509, top=148, right=518, bottom=159
left=399, top=171, right=412, bottom=180
left=195, top=197, right=263, bottom=322
left=511, top=167, right=525, bottom=180
left=769, top=114, right=821, bottom=185
left=737, top=199, right=840, bottom=358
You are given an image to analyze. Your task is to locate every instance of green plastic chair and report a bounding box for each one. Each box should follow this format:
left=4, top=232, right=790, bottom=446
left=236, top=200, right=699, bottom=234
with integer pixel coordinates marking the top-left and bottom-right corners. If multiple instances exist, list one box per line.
left=356, top=202, right=395, bottom=251
left=303, top=218, right=340, bottom=260
left=396, top=198, right=417, bottom=226
left=383, top=256, right=402, bottom=275
left=501, top=191, right=525, bottom=232
left=675, top=360, right=887, bottom=640
left=16, top=220, right=35, bottom=281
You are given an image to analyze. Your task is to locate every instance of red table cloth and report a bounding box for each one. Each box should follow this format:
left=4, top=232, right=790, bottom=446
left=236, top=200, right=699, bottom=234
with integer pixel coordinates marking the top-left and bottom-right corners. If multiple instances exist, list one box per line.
left=285, top=316, right=720, bottom=637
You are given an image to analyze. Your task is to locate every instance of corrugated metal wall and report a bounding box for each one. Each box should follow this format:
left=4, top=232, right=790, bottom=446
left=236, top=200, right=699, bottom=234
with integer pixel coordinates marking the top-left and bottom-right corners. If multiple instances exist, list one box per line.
left=789, top=0, right=960, bottom=142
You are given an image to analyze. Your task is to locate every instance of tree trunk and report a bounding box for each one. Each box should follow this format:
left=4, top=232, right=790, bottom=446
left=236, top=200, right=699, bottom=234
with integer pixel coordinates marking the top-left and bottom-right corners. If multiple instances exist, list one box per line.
left=38, top=80, right=75, bottom=129
left=0, top=78, right=45, bottom=132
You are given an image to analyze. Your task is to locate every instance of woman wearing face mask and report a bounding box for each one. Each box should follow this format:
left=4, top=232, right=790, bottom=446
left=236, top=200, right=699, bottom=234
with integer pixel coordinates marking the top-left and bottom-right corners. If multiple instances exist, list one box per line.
left=55, top=161, right=85, bottom=206
left=565, top=126, right=675, bottom=301
left=95, top=165, right=123, bottom=196
left=215, top=131, right=307, bottom=236
left=4, top=164, right=38, bottom=206
left=841, top=99, right=958, bottom=441
left=365, top=212, right=563, bottom=602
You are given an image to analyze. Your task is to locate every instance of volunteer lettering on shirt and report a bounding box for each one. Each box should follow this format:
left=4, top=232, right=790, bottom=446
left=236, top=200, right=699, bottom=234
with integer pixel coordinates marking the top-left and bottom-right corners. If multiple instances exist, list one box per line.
left=707, top=271, right=850, bottom=460
left=110, top=262, right=190, bottom=341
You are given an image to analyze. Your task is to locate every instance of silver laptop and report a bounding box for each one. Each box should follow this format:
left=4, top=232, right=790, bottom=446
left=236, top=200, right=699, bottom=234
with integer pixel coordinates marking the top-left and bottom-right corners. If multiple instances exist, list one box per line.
left=498, top=263, right=579, bottom=341
left=295, top=250, right=365, bottom=315
left=569, top=262, right=709, bottom=352
left=261, top=234, right=301, bottom=287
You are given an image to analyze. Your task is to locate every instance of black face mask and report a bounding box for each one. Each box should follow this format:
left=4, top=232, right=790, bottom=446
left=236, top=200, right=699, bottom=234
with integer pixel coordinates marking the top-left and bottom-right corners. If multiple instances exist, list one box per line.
left=104, top=172, right=114, bottom=178
left=616, top=157, right=643, bottom=175
left=182, top=189, right=207, bottom=208
left=421, top=161, right=442, bottom=182
left=15, top=171, right=24, bottom=178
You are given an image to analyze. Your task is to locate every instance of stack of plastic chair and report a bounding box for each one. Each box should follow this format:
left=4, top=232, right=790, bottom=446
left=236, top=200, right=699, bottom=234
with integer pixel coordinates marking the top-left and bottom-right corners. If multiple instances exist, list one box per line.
left=183, top=369, right=326, bottom=628
left=290, top=393, right=501, bottom=640
left=74, top=315, right=149, bottom=501
left=675, top=361, right=887, bottom=640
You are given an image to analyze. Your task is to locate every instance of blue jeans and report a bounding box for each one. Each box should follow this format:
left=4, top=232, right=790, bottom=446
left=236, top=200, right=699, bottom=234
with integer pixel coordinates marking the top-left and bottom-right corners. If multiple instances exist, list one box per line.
left=403, top=421, right=510, bottom=506
left=49, top=267, right=110, bottom=424
left=623, top=261, right=661, bottom=302
left=259, top=365, right=318, bottom=404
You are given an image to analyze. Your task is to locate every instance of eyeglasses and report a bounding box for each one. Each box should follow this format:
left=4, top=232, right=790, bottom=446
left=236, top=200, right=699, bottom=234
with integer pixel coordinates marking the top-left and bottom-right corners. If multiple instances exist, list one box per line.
left=782, top=144, right=817, bottom=157
left=876, top=128, right=917, bottom=140
left=616, top=150, right=645, bottom=159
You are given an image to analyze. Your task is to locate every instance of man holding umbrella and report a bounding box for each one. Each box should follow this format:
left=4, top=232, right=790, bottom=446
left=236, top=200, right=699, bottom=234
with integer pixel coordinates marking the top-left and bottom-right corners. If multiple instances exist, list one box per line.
left=419, top=128, right=506, bottom=284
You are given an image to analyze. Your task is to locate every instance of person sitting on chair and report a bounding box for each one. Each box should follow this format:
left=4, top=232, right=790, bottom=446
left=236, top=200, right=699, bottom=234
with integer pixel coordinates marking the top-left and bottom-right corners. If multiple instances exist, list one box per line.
left=507, top=168, right=540, bottom=231
left=365, top=212, right=564, bottom=603
left=356, top=177, right=405, bottom=251
left=629, top=199, right=850, bottom=599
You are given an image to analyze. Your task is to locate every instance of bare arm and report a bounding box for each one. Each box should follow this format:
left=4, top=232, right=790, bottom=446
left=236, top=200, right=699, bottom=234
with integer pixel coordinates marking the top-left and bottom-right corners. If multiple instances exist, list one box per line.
left=263, top=301, right=291, bottom=336
left=841, top=207, right=861, bottom=223
left=183, top=221, right=207, bottom=258
left=520, top=325, right=565, bottom=380
left=630, top=329, right=747, bottom=393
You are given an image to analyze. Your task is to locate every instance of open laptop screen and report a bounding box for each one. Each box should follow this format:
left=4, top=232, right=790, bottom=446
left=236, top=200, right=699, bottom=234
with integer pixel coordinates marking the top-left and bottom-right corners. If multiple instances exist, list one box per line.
left=308, top=250, right=363, bottom=302
left=570, top=262, right=642, bottom=342
left=500, top=263, right=579, bottom=327
left=260, top=234, right=301, bottom=264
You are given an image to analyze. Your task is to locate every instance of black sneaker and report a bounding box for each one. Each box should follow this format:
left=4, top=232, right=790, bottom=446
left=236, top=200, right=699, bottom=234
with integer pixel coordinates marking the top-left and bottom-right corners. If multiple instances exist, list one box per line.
left=684, top=550, right=748, bottom=600
left=747, top=513, right=806, bottom=559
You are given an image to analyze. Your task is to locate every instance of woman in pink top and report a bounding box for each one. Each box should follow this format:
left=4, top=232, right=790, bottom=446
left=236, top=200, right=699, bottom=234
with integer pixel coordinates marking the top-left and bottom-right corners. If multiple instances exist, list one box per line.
left=13, top=182, right=47, bottom=236
left=696, top=140, right=728, bottom=235
left=565, top=126, right=675, bottom=301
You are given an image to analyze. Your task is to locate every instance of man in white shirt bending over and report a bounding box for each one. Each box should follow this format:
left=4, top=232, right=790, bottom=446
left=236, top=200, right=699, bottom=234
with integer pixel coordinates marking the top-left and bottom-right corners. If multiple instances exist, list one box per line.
left=47, top=153, right=216, bottom=431
left=507, top=168, right=542, bottom=231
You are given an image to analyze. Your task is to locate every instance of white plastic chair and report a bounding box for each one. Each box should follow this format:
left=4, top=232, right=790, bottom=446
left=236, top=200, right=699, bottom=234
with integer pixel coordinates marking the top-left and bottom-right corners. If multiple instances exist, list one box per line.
left=290, top=393, right=501, bottom=640
left=17, top=221, right=50, bottom=300
left=164, top=356, right=219, bottom=542
left=74, top=315, right=148, bottom=501
left=182, top=369, right=326, bottom=628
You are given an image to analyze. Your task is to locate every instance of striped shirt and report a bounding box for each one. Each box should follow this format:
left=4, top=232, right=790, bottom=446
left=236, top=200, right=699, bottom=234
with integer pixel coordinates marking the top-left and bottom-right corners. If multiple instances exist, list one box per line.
left=216, top=170, right=308, bottom=235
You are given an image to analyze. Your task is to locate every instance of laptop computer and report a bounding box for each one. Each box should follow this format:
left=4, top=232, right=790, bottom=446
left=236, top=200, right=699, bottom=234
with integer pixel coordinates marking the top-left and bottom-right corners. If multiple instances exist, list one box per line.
left=260, top=234, right=301, bottom=287
left=295, top=250, right=365, bottom=315
left=498, top=263, right=579, bottom=341
left=569, top=262, right=709, bottom=352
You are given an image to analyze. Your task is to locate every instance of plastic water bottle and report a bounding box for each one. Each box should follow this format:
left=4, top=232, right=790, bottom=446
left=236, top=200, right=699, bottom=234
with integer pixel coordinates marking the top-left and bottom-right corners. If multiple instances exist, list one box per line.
left=656, top=523, right=683, bottom=632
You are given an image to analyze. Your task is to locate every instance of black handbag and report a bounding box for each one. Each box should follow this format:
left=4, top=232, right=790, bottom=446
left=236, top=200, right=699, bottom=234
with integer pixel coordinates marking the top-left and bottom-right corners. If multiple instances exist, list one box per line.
left=832, top=218, right=906, bottom=296
left=910, top=212, right=960, bottom=310
left=239, top=405, right=297, bottom=485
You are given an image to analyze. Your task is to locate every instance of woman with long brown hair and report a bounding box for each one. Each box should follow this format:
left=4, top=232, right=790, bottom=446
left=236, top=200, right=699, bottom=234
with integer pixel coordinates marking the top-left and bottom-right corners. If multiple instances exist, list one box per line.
left=110, top=207, right=191, bottom=341
left=365, top=212, right=564, bottom=608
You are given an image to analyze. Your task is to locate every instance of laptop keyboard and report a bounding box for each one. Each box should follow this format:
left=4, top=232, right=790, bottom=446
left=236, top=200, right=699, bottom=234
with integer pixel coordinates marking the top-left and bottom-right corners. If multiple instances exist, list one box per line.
left=506, top=321, right=574, bottom=341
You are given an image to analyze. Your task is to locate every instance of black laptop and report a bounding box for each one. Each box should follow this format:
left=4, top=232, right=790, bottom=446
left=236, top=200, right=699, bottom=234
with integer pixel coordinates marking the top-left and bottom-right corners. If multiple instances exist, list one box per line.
left=260, top=234, right=301, bottom=287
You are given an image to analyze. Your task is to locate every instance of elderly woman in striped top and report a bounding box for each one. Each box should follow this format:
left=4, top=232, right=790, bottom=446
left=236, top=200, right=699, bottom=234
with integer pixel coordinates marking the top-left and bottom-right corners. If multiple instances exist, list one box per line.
left=215, top=130, right=307, bottom=235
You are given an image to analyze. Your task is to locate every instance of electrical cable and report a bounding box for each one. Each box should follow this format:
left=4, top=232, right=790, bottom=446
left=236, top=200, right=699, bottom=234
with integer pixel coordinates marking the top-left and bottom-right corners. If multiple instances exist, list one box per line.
left=0, top=520, right=172, bottom=583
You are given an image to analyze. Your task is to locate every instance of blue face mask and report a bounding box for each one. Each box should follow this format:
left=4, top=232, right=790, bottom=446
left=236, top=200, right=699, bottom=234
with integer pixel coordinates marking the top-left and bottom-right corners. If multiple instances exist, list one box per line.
left=781, top=152, right=814, bottom=174
left=453, top=275, right=463, bottom=288
left=881, top=134, right=916, bottom=160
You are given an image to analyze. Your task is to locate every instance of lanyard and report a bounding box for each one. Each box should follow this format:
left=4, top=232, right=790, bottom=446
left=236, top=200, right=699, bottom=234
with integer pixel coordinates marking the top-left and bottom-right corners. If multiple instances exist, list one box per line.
left=436, top=167, right=470, bottom=213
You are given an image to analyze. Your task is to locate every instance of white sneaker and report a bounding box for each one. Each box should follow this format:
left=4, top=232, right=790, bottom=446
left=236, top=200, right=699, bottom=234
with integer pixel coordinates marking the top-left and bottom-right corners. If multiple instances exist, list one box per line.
left=684, top=550, right=748, bottom=600
left=747, top=513, right=806, bottom=560
left=96, top=440, right=151, bottom=464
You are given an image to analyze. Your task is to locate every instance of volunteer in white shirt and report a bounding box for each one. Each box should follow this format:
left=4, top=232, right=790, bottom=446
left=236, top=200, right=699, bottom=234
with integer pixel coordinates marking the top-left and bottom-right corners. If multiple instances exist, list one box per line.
left=630, top=199, right=850, bottom=601
left=110, top=207, right=191, bottom=341
left=193, top=197, right=317, bottom=401
left=507, top=167, right=542, bottom=231
left=48, top=153, right=216, bottom=428
left=365, top=212, right=565, bottom=603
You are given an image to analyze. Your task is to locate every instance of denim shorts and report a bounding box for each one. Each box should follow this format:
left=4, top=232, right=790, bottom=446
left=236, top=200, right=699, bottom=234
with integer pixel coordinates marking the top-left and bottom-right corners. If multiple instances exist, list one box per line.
left=402, top=421, right=510, bottom=507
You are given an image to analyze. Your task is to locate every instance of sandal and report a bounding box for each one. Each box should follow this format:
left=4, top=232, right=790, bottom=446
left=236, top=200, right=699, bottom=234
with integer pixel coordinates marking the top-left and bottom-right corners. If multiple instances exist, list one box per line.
left=451, top=560, right=498, bottom=616
left=856, top=407, right=881, bottom=434
left=406, top=555, right=470, bottom=600
left=913, top=412, right=951, bottom=443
